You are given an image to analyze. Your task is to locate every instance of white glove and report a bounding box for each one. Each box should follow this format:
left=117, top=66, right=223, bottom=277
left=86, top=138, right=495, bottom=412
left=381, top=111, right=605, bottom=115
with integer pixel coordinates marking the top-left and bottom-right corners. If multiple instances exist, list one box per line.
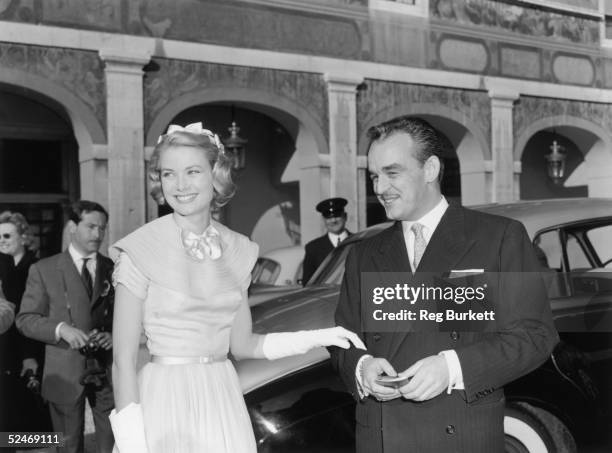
left=109, top=402, right=149, bottom=453
left=263, top=326, right=366, bottom=360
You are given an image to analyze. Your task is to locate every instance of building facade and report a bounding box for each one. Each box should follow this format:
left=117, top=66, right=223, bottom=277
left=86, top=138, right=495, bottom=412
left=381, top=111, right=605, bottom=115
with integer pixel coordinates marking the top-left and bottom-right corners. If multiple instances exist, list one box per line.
left=1, top=0, right=611, bottom=255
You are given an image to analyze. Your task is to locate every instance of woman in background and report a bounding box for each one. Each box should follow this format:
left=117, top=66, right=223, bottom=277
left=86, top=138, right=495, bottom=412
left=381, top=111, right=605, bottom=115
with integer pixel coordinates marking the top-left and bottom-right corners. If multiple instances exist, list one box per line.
left=0, top=211, right=41, bottom=376
left=110, top=123, right=365, bottom=453
left=0, top=211, right=49, bottom=433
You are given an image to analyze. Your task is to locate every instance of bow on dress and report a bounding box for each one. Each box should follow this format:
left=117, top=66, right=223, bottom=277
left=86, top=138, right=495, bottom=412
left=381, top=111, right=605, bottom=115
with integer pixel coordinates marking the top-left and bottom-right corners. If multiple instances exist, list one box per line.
left=180, top=224, right=222, bottom=261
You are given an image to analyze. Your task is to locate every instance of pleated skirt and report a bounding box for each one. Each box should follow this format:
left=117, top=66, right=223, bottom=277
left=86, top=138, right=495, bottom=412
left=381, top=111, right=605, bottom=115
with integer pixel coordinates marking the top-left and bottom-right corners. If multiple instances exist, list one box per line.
left=139, top=360, right=256, bottom=453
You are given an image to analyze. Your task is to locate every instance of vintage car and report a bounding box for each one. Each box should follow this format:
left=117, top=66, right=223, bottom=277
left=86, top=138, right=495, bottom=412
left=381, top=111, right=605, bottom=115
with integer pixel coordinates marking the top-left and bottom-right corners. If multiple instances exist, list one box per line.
left=237, top=198, right=612, bottom=453
left=249, top=245, right=304, bottom=307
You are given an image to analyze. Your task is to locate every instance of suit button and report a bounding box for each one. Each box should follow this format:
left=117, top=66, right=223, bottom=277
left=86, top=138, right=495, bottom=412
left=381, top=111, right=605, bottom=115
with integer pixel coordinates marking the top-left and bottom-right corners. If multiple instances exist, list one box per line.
left=373, top=333, right=381, bottom=342
left=446, top=425, right=455, bottom=434
left=450, top=331, right=459, bottom=340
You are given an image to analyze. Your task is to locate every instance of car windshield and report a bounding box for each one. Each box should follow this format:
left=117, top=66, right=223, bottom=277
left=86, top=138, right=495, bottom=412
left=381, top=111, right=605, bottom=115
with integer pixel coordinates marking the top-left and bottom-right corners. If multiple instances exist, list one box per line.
left=251, top=257, right=281, bottom=285
left=307, top=242, right=355, bottom=286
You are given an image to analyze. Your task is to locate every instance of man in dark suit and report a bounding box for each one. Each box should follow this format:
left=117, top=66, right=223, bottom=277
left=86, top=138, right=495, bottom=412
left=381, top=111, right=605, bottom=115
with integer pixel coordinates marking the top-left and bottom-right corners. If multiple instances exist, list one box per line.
left=0, top=252, right=15, bottom=342
left=329, top=117, right=558, bottom=452
left=0, top=252, right=16, bottom=434
left=17, top=201, right=115, bottom=453
left=302, top=197, right=351, bottom=284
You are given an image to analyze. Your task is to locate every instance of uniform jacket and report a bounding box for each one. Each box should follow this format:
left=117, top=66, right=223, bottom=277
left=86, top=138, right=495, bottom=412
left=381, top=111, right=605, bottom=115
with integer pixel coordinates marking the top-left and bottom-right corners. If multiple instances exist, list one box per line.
left=302, top=231, right=351, bottom=284
left=16, top=251, right=114, bottom=404
left=330, top=204, right=559, bottom=453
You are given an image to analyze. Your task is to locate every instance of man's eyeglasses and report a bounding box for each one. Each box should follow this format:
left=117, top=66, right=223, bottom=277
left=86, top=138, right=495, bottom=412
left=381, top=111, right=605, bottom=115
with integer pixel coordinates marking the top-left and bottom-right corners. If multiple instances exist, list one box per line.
left=0, top=233, right=14, bottom=239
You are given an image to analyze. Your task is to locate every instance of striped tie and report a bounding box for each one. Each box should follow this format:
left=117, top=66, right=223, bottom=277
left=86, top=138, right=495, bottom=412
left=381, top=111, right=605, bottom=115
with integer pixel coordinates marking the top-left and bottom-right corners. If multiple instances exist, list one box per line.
left=411, top=223, right=427, bottom=271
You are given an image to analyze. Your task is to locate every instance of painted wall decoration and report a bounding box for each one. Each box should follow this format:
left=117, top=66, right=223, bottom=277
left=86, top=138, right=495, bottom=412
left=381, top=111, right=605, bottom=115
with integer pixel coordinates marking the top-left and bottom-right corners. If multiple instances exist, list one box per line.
left=514, top=96, right=612, bottom=146
left=0, top=0, right=365, bottom=59
left=430, top=0, right=600, bottom=45
left=356, top=80, right=490, bottom=151
left=0, top=43, right=105, bottom=129
left=144, top=59, right=328, bottom=141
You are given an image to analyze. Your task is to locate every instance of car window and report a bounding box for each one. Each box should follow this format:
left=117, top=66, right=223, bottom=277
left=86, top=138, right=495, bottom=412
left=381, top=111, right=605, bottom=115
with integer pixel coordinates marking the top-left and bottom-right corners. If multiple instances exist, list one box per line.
left=566, top=233, right=591, bottom=270
left=245, top=361, right=355, bottom=452
left=308, top=243, right=354, bottom=286
left=252, top=258, right=281, bottom=285
left=534, top=230, right=569, bottom=299
left=534, top=230, right=562, bottom=270
left=586, top=224, right=612, bottom=268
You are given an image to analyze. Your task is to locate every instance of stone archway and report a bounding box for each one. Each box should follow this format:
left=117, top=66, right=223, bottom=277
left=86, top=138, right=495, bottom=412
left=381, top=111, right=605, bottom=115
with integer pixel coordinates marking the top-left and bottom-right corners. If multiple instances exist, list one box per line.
left=146, top=87, right=329, bottom=244
left=515, top=116, right=612, bottom=198
left=358, top=103, right=491, bottom=211
left=0, top=67, right=106, bottom=204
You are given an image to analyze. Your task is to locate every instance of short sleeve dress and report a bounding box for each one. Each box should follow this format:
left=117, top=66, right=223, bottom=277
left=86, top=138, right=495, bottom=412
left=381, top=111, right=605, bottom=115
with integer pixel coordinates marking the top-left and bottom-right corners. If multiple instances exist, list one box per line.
left=110, top=214, right=258, bottom=453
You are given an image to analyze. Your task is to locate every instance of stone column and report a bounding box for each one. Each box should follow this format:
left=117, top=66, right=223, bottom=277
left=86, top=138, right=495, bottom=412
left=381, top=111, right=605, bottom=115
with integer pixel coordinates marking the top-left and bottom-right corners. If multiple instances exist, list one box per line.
left=99, top=48, right=151, bottom=245
left=324, top=73, right=363, bottom=233
left=487, top=83, right=519, bottom=203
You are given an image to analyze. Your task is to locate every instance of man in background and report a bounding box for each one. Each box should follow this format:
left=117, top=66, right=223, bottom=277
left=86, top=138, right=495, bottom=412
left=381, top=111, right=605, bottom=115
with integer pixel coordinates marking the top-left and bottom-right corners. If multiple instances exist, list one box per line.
left=17, top=200, right=115, bottom=453
left=302, top=197, right=351, bottom=284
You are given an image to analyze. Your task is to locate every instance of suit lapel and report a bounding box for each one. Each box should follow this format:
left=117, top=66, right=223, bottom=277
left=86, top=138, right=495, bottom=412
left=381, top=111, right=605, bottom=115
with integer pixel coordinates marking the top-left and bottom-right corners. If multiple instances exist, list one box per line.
left=417, top=204, right=475, bottom=273
left=386, top=204, right=476, bottom=360
left=372, top=222, right=411, bottom=273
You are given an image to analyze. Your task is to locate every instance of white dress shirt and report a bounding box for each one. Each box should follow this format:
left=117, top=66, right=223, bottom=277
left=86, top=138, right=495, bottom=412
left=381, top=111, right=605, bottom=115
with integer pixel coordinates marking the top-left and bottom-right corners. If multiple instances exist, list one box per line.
left=355, top=196, right=465, bottom=396
left=328, top=231, right=349, bottom=248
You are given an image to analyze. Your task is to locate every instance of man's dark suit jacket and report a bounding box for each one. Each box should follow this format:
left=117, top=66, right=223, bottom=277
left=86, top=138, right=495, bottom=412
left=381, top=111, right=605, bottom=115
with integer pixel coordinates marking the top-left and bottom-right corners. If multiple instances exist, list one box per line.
left=302, top=232, right=351, bottom=284
left=0, top=252, right=15, bottom=371
left=330, top=204, right=559, bottom=453
left=16, top=250, right=114, bottom=404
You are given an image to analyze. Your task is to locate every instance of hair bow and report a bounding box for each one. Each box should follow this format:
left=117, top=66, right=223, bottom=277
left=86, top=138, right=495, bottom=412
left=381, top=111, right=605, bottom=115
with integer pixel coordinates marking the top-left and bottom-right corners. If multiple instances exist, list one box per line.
left=158, top=122, right=224, bottom=150
left=180, top=224, right=222, bottom=261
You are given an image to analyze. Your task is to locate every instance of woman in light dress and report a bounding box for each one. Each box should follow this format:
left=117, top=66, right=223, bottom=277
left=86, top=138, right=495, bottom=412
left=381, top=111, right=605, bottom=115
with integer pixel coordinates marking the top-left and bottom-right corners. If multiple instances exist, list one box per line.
left=109, top=123, right=364, bottom=453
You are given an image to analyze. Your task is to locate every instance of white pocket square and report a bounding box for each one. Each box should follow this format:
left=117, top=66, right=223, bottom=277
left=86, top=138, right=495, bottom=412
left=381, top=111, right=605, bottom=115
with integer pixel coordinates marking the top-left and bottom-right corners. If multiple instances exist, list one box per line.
left=449, top=269, right=484, bottom=278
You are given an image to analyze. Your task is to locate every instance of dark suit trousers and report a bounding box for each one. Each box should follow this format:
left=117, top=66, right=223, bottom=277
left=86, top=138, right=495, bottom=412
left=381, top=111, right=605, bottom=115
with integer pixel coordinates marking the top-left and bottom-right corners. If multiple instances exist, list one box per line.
left=49, top=384, right=114, bottom=453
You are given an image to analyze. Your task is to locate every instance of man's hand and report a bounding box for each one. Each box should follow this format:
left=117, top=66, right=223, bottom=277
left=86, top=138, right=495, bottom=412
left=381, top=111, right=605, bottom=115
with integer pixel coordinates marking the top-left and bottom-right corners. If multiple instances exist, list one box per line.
left=361, top=357, right=401, bottom=401
left=59, top=324, right=89, bottom=349
left=20, top=358, right=38, bottom=377
left=398, top=355, right=449, bottom=401
left=92, top=331, right=112, bottom=350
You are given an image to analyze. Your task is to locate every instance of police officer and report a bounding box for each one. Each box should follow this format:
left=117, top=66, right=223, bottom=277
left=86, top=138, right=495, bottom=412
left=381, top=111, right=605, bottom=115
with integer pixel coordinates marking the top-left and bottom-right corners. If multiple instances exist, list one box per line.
left=302, top=198, right=351, bottom=284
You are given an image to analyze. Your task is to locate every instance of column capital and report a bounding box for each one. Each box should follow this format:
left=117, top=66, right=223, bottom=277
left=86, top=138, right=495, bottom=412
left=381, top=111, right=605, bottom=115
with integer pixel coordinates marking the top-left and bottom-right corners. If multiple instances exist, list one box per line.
left=99, top=47, right=151, bottom=72
left=324, top=72, right=364, bottom=92
left=485, top=78, right=520, bottom=102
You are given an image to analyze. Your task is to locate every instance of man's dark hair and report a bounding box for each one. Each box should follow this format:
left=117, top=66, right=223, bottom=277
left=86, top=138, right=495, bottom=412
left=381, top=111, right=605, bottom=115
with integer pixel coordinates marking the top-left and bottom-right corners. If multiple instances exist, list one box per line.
left=367, top=116, right=445, bottom=183
left=66, top=200, right=109, bottom=224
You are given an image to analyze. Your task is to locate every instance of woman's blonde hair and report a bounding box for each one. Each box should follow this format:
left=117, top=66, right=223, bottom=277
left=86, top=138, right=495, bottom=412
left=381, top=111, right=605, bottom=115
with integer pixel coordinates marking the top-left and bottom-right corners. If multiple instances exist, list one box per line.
left=149, top=129, right=236, bottom=209
left=0, top=211, right=35, bottom=250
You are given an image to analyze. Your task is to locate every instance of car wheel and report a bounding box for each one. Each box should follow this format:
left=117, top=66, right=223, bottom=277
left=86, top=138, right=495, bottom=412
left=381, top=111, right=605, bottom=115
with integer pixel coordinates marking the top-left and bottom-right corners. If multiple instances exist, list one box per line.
left=504, top=402, right=577, bottom=453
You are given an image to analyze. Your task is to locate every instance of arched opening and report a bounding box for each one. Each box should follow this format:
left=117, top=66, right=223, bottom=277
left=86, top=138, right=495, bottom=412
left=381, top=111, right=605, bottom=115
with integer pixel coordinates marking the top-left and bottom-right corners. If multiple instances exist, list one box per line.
left=520, top=130, right=587, bottom=199
left=147, top=88, right=329, bottom=251
left=155, top=103, right=301, bottom=254
left=0, top=85, right=79, bottom=257
left=361, top=111, right=489, bottom=226
left=516, top=118, right=612, bottom=199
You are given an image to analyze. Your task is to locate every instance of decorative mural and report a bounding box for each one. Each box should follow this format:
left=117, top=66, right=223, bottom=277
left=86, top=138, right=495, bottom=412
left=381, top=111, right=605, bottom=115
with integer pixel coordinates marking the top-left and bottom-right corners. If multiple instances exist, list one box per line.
left=143, top=59, right=328, bottom=140
left=430, top=0, right=600, bottom=45
left=514, top=96, right=612, bottom=145
left=356, top=81, right=490, bottom=151
left=0, top=0, right=365, bottom=59
left=0, top=43, right=105, bottom=129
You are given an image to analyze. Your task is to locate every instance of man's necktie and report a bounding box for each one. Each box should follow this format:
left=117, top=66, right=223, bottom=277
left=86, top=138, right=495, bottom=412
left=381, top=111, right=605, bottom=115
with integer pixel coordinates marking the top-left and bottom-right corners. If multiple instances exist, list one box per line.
left=81, top=257, right=93, bottom=298
left=411, top=223, right=427, bottom=271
